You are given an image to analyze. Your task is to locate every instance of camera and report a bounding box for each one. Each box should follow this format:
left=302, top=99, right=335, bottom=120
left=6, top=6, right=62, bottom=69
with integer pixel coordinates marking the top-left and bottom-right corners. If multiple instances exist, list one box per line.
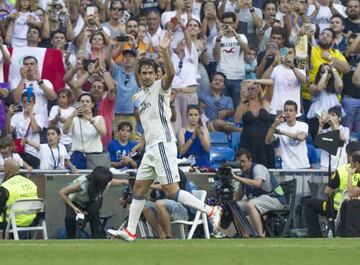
left=215, top=165, right=234, bottom=203
left=121, top=175, right=136, bottom=208
left=76, top=212, right=85, bottom=227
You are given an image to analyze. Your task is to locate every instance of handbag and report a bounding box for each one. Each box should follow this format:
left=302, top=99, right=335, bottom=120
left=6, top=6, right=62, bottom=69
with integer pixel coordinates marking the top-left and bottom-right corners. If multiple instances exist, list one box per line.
left=79, top=118, right=111, bottom=169
left=14, top=122, right=32, bottom=154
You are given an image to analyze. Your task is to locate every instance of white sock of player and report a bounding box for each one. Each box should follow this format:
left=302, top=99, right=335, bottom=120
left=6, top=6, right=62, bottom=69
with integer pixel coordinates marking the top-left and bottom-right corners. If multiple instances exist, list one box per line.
left=126, top=196, right=146, bottom=235
left=176, top=190, right=212, bottom=215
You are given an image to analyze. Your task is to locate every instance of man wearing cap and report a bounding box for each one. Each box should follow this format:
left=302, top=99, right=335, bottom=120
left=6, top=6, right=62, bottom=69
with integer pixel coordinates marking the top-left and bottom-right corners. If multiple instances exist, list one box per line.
left=112, top=48, right=139, bottom=139
left=0, top=159, right=38, bottom=239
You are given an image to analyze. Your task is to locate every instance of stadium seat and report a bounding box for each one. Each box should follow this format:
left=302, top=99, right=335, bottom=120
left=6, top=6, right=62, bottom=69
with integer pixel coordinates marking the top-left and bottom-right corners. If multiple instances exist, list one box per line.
left=209, top=146, right=235, bottom=168
left=171, top=190, right=210, bottom=239
left=5, top=198, right=48, bottom=240
left=230, top=132, right=241, bottom=151
left=210, top=132, right=229, bottom=145
left=262, top=179, right=297, bottom=237
left=350, top=132, right=360, bottom=142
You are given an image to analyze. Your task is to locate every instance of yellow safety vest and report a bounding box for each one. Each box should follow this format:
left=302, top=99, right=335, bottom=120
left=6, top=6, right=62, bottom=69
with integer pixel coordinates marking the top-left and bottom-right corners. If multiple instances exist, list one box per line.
left=333, top=164, right=360, bottom=211
left=0, top=175, right=38, bottom=226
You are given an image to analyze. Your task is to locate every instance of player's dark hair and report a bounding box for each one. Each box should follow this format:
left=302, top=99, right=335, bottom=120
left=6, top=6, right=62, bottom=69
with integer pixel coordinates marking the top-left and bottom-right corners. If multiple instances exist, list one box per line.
left=138, top=58, right=157, bottom=74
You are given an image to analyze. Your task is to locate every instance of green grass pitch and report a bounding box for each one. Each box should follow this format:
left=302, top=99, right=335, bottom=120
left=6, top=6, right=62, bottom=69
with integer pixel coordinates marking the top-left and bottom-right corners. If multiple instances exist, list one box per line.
left=0, top=238, right=359, bottom=265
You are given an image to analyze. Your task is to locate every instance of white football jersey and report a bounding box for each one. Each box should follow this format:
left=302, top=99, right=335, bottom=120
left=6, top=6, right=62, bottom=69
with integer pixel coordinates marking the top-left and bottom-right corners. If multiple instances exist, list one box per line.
left=133, top=80, right=176, bottom=148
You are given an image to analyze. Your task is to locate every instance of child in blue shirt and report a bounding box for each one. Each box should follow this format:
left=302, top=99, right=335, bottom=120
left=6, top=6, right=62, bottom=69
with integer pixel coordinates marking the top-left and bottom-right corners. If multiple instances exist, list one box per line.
left=245, top=47, right=257, bottom=80
left=108, top=122, right=138, bottom=169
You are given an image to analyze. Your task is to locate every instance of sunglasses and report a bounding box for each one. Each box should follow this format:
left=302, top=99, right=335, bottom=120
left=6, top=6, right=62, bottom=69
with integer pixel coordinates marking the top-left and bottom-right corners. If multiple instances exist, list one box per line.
left=111, top=7, right=124, bottom=11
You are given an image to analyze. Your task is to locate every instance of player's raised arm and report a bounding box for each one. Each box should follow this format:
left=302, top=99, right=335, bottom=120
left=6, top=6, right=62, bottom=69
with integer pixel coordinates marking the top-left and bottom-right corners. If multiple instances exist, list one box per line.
left=159, top=30, right=175, bottom=91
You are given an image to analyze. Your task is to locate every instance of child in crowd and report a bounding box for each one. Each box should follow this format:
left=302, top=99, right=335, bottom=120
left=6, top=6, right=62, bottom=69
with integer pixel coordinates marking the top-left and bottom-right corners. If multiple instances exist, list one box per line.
left=24, top=126, right=77, bottom=172
left=0, top=136, right=32, bottom=171
left=244, top=47, right=257, bottom=80
left=48, top=89, right=75, bottom=152
left=108, top=121, right=138, bottom=170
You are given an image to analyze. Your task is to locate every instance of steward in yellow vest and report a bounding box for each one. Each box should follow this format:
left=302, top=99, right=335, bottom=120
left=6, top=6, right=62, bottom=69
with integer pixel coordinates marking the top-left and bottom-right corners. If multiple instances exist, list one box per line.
left=0, top=159, right=38, bottom=233
left=304, top=141, right=360, bottom=237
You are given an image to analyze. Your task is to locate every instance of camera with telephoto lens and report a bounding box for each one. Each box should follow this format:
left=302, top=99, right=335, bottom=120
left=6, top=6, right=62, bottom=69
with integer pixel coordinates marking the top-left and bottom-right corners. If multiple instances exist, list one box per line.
left=215, top=164, right=234, bottom=203
left=121, top=175, right=136, bottom=208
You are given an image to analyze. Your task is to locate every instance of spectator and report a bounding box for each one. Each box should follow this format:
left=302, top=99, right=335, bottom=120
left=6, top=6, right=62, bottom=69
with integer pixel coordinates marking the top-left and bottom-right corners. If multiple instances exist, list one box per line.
left=284, top=0, right=310, bottom=43
left=11, top=56, right=57, bottom=124
left=6, top=92, right=45, bottom=169
left=234, top=79, right=275, bottom=168
left=318, top=105, right=349, bottom=170
left=307, top=0, right=346, bottom=32
left=258, top=0, right=278, bottom=53
left=214, top=11, right=248, bottom=107
left=343, top=33, right=360, bottom=133
left=200, top=0, right=221, bottom=78
left=344, top=0, right=360, bottom=33
left=102, top=0, right=124, bottom=38
left=48, top=89, right=75, bottom=151
left=59, top=166, right=127, bottom=239
left=5, top=0, right=41, bottom=47
left=307, top=63, right=344, bottom=139
left=256, top=26, right=286, bottom=78
left=244, top=46, right=257, bottom=80
left=108, top=121, right=138, bottom=170
left=26, top=26, right=42, bottom=47
left=171, top=19, right=201, bottom=132
left=0, top=159, right=38, bottom=237
left=304, top=141, right=360, bottom=237
left=232, top=148, right=285, bottom=238
left=112, top=49, right=139, bottom=138
left=265, top=100, right=310, bottom=169
left=0, top=36, right=10, bottom=137
left=42, top=0, right=73, bottom=45
left=198, top=72, right=241, bottom=134
left=74, top=4, right=111, bottom=51
left=24, top=125, right=77, bottom=172
left=276, top=0, right=290, bottom=26
left=63, top=93, right=106, bottom=169
left=262, top=43, right=306, bottom=118
left=84, top=31, right=108, bottom=60
left=330, top=14, right=347, bottom=53
left=178, top=104, right=211, bottom=167
left=235, top=0, right=263, bottom=48
left=144, top=10, right=165, bottom=49
left=50, top=30, right=76, bottom=71
left=0, top=136, right=32, bottom=171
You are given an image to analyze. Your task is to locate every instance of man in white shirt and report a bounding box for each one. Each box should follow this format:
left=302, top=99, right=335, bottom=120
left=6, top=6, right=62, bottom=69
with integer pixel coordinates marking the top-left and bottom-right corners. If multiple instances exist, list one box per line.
left=262, top=44, right=306, bottom=118
left=265, top=100, right=310, bottom=169
left=107, top=31, right=222, bottom=242
left=214, top=11, right=248, bottom=108
left=144, top=10, right=165, bottom=49
left=11, top=56, right=57, bottom=124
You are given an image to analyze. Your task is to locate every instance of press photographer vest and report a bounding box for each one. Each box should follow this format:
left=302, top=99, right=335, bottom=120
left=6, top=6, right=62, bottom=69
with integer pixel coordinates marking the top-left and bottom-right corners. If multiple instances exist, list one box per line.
left=245, top=164, right=286, bottom=204
left=0, top=175, right=38, bottom=226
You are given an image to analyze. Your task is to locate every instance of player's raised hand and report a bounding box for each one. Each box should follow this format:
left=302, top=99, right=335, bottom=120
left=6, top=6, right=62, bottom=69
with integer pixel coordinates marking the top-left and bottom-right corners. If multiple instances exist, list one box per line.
left=159, top=30, right=173, bottom=52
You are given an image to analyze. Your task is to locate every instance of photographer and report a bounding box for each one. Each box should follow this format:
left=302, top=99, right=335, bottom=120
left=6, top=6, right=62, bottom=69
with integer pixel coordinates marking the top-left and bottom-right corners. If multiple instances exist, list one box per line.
left=231, top=148, right=285, bottom=238
left=59, top=166, right=127, bottom=239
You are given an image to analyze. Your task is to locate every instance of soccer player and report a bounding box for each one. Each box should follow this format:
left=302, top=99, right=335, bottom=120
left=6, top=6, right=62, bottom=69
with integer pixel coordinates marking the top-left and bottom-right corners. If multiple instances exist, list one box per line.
left=107, top=31, right=222, bottom=241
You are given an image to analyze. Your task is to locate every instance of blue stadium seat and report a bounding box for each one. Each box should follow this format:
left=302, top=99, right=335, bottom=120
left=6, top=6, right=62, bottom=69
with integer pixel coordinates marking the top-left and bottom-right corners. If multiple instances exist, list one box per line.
left=209, top=146, right=235, bottom=168
left=230, top=132, right=241, bottom=151
left=210, top=132, right=229, bottom=145
left=350, top=132, right=360, bottom=142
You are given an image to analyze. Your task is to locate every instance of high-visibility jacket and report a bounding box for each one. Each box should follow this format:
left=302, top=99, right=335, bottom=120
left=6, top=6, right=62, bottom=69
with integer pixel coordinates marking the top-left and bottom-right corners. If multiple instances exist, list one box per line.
left=334, top=164, right=360, bottom=211
left=0, top=175, right=38, bottom=226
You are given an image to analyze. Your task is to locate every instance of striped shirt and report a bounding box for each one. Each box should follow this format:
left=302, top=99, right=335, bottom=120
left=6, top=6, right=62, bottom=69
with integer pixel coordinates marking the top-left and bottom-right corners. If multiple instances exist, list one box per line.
left=133, top=80, right=176, bottom=149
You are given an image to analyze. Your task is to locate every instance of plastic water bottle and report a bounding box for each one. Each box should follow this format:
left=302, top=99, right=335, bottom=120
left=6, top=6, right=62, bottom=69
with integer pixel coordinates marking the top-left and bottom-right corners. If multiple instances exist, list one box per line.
left=327, top=228, right=333, bottom=239
left=26, top=84, right=33, bottom=103
left=275, top=156, right=282, bottom=169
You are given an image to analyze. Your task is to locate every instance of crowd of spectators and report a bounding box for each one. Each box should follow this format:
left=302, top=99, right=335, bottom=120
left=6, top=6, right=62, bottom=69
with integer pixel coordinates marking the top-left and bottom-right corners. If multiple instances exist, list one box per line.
left=0, top=0, right=359, bottom=174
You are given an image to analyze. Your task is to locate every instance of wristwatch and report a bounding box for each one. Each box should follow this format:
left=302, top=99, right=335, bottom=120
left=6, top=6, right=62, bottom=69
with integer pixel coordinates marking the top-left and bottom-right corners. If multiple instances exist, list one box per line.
left=249, top=8, right=255, bottom=13
left=38, top=80, right=44, bottom=85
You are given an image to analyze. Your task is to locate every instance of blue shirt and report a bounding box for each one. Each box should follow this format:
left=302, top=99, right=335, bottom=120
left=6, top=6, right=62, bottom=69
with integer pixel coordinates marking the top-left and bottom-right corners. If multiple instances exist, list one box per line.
left=180, top=130, right=210, bottom=167
left=332, top=35, right=347, bottom=54
left=113, top=65, right=139, bottom=115
left=198, top=90, right=234, bottom=121
left=107, top=140, right=138, bottom=169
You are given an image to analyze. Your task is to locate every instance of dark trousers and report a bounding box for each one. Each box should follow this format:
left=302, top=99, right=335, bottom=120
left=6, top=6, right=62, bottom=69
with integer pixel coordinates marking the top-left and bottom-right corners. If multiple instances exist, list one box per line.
left=20, top=153, right=40, bottom=169
left=65, top=199, right=103, bottom=239
left=304, top=198, right=337, bottom=237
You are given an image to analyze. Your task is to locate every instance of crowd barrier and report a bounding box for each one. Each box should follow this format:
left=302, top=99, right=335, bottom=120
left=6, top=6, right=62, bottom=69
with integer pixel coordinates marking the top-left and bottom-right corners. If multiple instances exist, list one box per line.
left=0, top=169, right=330, bottom=239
